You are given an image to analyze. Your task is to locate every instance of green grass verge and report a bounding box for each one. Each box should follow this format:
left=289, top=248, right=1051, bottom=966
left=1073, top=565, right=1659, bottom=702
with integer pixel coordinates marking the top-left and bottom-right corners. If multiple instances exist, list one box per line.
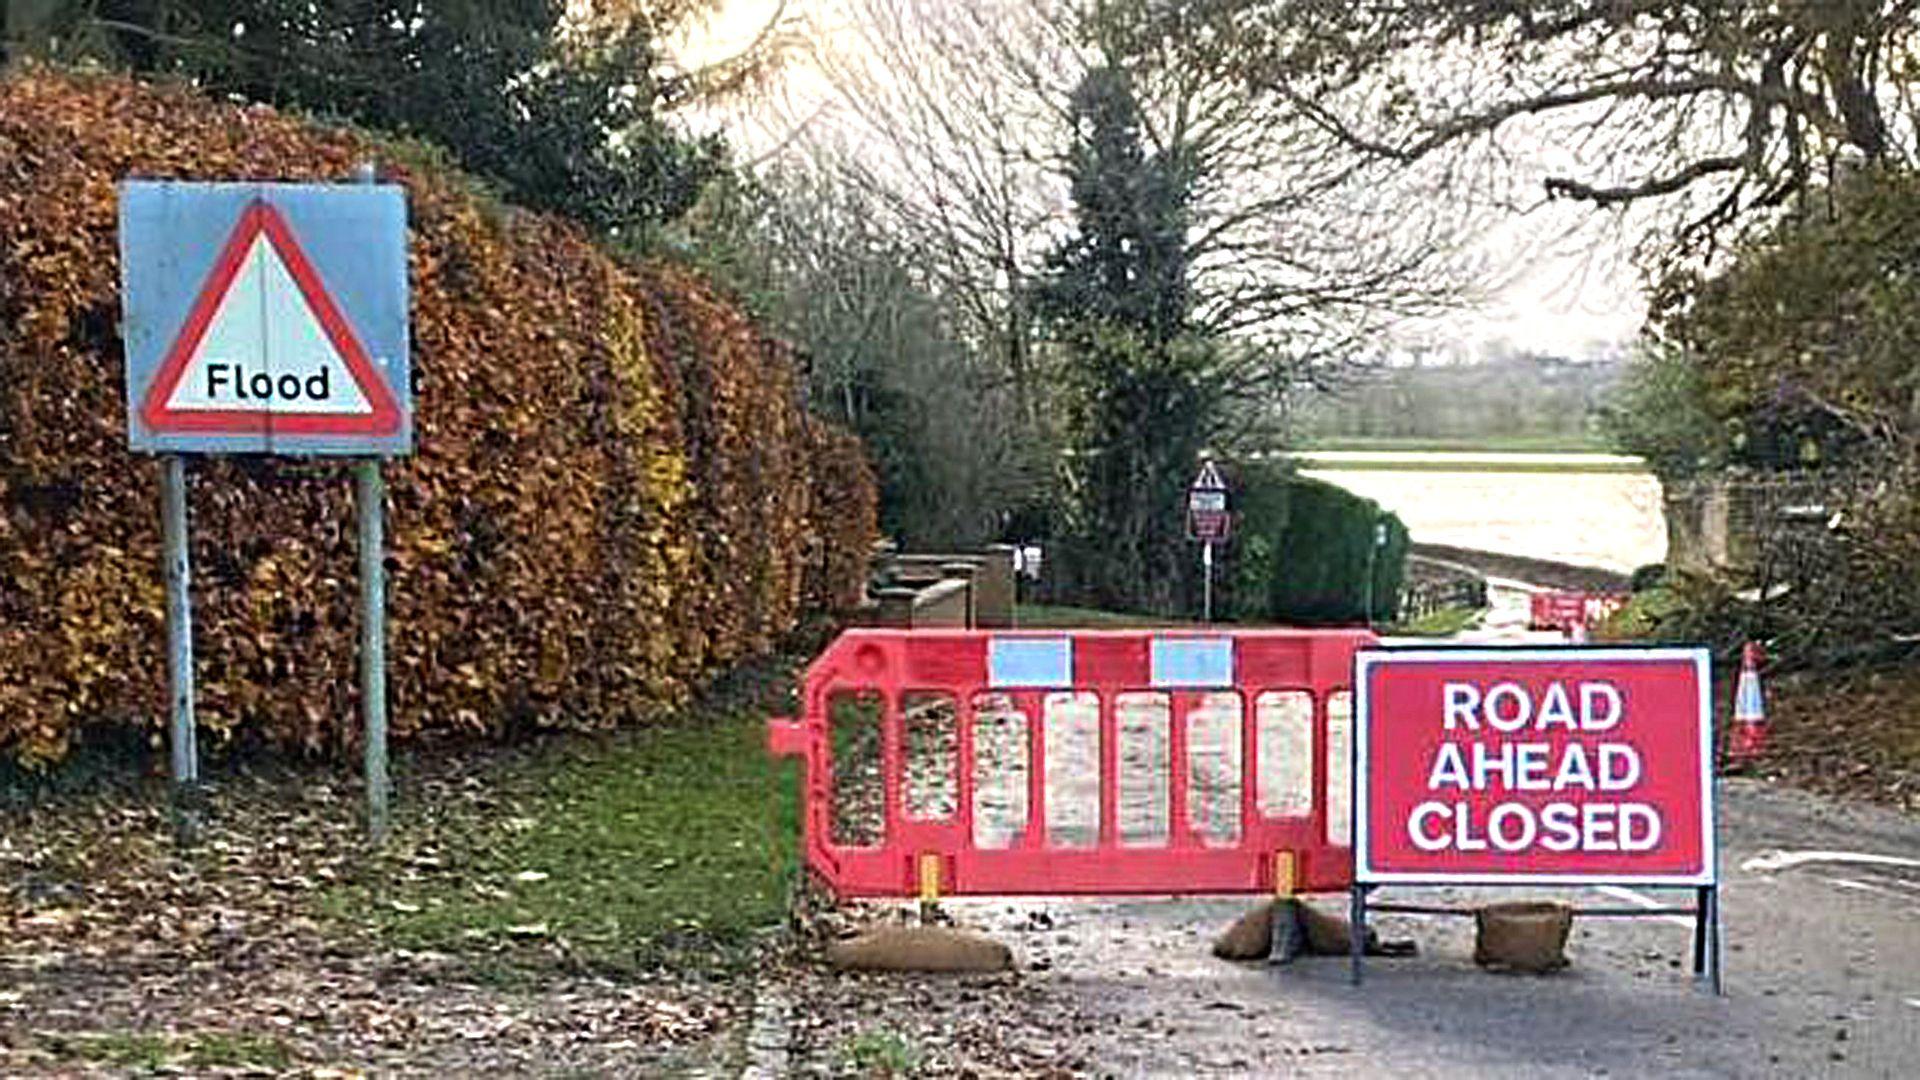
left=1387, top=605, right=1485, bottom=637
left=35, top=1031, right=294, bottom=1072
left=841, top=1028, right=926, bottom=1075
left=320, top=671, right=799, bottom=976
left=1015, top=603, right=1194, bottom=628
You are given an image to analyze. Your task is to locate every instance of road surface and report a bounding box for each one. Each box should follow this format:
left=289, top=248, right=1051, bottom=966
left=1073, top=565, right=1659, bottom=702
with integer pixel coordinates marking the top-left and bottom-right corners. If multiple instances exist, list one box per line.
left=887, top=780, right=1920, bottom=1077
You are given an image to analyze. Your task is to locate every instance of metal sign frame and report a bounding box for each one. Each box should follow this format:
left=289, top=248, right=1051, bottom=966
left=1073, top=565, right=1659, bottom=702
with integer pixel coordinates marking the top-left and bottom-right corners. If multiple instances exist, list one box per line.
left=1346, top=645, right=1722, bottom=993
left=118, top=173, right=406, bottom=846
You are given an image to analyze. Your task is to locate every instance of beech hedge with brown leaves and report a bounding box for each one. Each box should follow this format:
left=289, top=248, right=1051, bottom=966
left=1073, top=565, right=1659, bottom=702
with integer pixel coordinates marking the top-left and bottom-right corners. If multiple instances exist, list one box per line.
left=0, top=69, right=877, bottom=765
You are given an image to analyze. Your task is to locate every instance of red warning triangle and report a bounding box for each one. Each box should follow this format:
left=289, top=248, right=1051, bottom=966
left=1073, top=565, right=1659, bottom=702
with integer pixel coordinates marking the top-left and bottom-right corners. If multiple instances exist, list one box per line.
left=1191, top=460, right=1227, bottom=491
left=140, top=199, right=402, bottom=436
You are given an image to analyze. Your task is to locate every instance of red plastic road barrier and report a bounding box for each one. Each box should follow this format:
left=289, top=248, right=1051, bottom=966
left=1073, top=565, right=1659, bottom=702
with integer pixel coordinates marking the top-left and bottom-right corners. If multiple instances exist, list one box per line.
left=768, top=628, right=1377, bottom=898
left=1530, top=591, right=1628, bottom=633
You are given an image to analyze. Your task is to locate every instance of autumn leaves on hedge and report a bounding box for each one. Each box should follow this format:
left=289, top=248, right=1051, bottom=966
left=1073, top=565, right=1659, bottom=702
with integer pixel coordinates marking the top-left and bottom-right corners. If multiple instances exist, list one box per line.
left=0, top=69, right=877, bottom=765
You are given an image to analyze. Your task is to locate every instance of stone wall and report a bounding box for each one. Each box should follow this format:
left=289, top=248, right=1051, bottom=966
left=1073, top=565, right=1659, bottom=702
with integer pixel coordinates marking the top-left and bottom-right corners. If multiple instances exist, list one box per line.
left=1662, top=473, right=1835, bottom=579
left=869, top=547, right=1019, bottom=629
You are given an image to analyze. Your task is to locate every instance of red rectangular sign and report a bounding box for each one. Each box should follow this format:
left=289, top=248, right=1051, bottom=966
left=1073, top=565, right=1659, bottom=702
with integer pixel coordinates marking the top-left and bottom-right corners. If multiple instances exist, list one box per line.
left=1355, top=647, right=1714, bottom=885
left=1529, top=591, right=1627, bottom=632
left=1187, top=488, right=1231, bottom=541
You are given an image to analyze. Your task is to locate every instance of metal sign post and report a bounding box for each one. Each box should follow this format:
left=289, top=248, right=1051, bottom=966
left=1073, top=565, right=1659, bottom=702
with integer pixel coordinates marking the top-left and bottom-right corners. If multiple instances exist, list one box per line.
left=1202, top=540, right=1214, bottom=623
left=119, top=173, right=411, bottom=847
left=1186, top=460, right=1231, bottom=624
left=352, top=162, right=391, bottom=845
left=160, top=454, right=199, bottom=844
left=358, top=459, right=389, bottom=842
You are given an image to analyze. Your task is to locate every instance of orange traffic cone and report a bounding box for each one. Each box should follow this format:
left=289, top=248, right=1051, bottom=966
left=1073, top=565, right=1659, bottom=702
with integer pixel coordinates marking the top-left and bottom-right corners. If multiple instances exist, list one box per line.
left=1728, top=642, right=1768, bottom=764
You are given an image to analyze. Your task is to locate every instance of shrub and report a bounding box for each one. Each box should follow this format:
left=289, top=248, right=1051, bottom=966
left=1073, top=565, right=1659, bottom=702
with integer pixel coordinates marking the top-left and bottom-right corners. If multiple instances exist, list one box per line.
left=0, top=68, right=876, bottom=766
left=1223, top=464, right=1408, bottom=625
left=1630, top=563, right=1669, bottom=593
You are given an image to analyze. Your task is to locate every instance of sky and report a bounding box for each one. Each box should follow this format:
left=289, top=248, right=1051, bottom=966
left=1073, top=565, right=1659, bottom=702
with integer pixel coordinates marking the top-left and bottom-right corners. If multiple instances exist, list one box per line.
left=674, top=0, right=1648, bottom=360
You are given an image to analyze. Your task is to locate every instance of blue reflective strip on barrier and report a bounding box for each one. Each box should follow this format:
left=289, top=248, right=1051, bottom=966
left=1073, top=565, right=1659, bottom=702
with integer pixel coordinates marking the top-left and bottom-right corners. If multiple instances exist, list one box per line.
left=989, top=638, right=1073, bottom=688
left=1152, top=638, right=1234, bottom=688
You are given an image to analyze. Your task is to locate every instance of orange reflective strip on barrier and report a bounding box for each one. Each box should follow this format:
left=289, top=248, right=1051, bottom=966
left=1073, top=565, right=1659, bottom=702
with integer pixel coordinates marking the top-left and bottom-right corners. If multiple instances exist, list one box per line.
left=918, top=852, right=942, bottom=904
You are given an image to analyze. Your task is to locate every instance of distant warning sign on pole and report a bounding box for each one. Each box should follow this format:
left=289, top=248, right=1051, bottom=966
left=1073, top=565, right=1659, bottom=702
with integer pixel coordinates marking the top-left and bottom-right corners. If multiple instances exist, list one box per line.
left=1355, top=647, right=1715, bottom=885
left=120, top=182, right=411, bottom=455
left=1186, top=460, right=1231, bottom=542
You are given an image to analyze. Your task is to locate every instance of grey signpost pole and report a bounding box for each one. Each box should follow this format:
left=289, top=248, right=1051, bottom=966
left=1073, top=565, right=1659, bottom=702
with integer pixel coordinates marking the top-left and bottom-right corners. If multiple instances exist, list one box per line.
left=161, top=454, right=199, bottom=844
left=352, top=161, right=391, bottom=846
left=358, top=460, right=388, bottom=844
left=1202, top=541, right=1214, bottom=624
left=1365, top=520, right=1388, bottom=628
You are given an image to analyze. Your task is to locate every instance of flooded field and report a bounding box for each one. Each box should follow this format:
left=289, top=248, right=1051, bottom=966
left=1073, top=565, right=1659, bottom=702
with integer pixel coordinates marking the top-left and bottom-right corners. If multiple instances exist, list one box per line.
left=1295, top=451, right=1667, bottom=572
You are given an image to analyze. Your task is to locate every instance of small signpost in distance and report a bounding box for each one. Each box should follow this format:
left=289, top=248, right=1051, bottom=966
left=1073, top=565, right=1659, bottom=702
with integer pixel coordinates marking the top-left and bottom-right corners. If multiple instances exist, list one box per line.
left=1187, top=460, right=1230, bottom=622
left=1350, top=646, right=1721, bottom=992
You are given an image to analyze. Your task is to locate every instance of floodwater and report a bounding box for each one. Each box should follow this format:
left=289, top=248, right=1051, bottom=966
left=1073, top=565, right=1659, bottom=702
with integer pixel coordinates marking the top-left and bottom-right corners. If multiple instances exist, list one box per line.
left=1295, top=451, right=1667, bottom=573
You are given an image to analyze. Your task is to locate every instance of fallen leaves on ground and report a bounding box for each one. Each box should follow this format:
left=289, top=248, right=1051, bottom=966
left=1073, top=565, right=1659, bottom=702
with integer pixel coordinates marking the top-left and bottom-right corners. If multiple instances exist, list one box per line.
left=1752, top=664, right=1920, bottom=810
left=0, top=760, right=747, bottom=1077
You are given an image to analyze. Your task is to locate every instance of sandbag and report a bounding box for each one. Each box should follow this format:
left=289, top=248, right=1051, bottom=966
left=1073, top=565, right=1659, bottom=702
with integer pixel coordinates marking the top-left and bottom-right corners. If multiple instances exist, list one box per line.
left=1212, top=901, right=1277, bottom=960
left=1213, top=900, right=1405, bottom=961
left=826, top=926, right=1013, bottom=973
left=1474, top=901, right=1573, bottom=974
left=1300, top=901, right=1369, bottom=956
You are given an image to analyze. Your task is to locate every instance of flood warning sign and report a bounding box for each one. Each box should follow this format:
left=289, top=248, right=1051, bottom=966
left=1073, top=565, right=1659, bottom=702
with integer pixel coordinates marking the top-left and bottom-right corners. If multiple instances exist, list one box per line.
left=119, top=182, right=411, bottom=455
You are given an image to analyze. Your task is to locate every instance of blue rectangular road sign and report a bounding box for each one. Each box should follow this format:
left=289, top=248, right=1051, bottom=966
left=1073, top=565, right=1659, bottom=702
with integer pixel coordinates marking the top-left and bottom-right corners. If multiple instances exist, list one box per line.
left=119, top=181, right=412, bottom=455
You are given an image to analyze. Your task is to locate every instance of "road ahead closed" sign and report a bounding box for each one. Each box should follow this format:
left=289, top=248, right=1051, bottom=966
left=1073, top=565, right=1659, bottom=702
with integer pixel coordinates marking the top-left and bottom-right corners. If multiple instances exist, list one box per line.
left=1354, top=647, right=1715, bottom=886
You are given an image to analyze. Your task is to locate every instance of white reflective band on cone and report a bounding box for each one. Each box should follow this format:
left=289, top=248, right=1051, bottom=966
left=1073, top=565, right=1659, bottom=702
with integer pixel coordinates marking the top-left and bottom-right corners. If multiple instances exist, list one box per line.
left=1734, top=670, right=1764, bottom=721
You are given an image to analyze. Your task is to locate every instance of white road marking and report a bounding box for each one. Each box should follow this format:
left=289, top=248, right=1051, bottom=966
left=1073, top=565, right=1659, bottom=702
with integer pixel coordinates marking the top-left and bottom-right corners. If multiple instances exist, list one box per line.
left=1825, top=877, right=1914, bottom=901
left=1741, top=849, right=1920, bottom=874
left=1592, top=885, right=1698, bottom=929
left=1905, top=999, right=1920, bottom=1011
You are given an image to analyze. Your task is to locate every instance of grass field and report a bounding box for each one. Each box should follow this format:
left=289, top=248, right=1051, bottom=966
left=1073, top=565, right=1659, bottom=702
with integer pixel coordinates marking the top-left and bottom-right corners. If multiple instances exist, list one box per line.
left=1296, top=434, right=1618, bottom=454
left=1294, top=452, right=1647, bottom=475
left=1015, top=603, right=1194, bottom=628
left=1387, top=605, right=1485, bottom=637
